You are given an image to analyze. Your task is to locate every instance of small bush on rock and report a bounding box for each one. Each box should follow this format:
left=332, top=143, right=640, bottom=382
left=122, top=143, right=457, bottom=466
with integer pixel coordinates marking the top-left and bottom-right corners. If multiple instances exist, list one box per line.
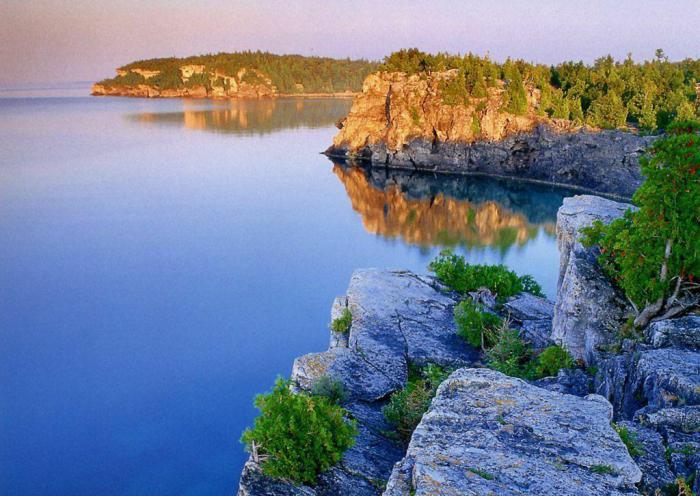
left=241, top=378, right=357, bottom=485
left=454, top=299, right=502, bottom=349
left=429, top=250, right=544, bottom=300
left=383, top=364, right=450, bottom=440
left=486, top=322, right=534, bottom=379
left=534, top=345, right=575, bottom=378
left=581, top=121, right=700, bottom=327
left=331, top=308, right=352, bottom=333
left=311, top=375, right=348, bottom=405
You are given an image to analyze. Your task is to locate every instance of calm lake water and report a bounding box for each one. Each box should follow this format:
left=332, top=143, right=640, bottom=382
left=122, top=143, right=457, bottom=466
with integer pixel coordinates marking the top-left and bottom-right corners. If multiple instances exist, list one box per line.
left=0, top=90, right=575, bottom=495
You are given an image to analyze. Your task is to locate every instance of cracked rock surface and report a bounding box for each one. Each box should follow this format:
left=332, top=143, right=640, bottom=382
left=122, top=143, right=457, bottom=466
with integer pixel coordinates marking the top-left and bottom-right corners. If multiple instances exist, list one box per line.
left=384, top=368, right=641, bottom=496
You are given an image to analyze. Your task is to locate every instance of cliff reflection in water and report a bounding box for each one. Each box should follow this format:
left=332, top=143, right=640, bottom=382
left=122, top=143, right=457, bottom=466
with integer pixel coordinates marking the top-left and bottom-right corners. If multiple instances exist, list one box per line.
left=129, top=97, right=351, bottom=135
left=332, top=164, right=576, bottom=252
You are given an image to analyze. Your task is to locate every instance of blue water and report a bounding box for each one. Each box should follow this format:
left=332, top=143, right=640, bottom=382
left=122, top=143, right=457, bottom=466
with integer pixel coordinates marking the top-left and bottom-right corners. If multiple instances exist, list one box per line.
left=0, top=93, right=573, bottom=495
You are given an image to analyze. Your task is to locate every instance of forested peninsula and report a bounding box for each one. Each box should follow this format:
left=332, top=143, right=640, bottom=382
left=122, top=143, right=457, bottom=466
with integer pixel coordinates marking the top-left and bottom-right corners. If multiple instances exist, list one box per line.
left=328, top=49, right=700, bottom=196
left=92, top=51, right=377, bottom=98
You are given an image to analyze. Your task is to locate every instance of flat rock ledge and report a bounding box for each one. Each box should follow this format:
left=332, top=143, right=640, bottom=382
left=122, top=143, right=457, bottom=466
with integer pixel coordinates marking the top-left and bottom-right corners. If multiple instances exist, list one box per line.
left=384, top=368, right=641, bottom=496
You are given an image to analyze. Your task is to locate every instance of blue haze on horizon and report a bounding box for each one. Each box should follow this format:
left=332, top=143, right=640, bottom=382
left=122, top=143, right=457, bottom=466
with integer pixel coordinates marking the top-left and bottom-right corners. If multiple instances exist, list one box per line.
left=1, top=0, right=699, bottom=87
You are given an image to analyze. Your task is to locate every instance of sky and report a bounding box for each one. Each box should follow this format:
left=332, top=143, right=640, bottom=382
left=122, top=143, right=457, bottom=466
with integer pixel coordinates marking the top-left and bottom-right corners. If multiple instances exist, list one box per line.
left=1, top=0, right=699, bottom=87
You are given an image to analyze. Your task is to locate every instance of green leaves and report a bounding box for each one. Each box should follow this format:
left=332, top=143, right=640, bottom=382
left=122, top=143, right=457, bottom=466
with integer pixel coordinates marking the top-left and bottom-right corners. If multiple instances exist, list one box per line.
left=429, top=250, right=544, bottom=300
left=383, top=364, right=450, bottom=441
left=330, top=308, right=352, bottom=334
left=241, top=378, right=357, bottom=485
left=454, top=300, right=502, bottom=349
left=581, top=123, right=699, bottom=320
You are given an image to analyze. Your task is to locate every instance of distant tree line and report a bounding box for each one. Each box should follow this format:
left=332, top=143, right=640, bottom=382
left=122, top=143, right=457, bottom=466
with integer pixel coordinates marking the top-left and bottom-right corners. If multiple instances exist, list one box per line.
left=380, top=48, right=700, bottom=131
left=98, top=51, right=377, bottom=94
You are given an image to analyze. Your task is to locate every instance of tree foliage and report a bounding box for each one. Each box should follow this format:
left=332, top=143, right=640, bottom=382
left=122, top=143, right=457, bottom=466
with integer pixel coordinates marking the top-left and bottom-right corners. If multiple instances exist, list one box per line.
left=98, top=51, right=377, bottom=94
left=379, top=49, right=700, bottom=130
left=454, top=299, right=502, bottom=349
left=581, top=121, right=700, bottom=327
left=383, top=364, right=450, bottom=440
left=429, top=250, right=544, bottom=301
left=241, top=378, right=357, bottom=485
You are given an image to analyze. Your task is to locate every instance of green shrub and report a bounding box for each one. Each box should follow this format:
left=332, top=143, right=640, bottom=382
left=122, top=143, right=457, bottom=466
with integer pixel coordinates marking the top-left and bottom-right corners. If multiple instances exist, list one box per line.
left=613, top=424, right=645, bottom=458
left=241, top=378, right=357, bottom=485
left=311, top=375, right=348, bottom=405
left=485, top=323, right=534, bottom=379
left=590, top=464, right=615, bottom=475
left=534, top=345, right=575, bottom=378
left=429, top=250, right=544, bottom=300
left=383, top=364, right=450, bottom=440
left=581, top=121, right=700, bottom=327
left=331, top=308, right=352, bottom=333
left=454, top=299, right=502, bottom=349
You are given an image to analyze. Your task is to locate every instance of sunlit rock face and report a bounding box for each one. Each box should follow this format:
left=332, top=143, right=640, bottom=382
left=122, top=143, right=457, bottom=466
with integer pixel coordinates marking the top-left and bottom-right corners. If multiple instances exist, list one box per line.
left=331, top=70, right=563, bottom=153
left=332, top=164, right=563, bottom=250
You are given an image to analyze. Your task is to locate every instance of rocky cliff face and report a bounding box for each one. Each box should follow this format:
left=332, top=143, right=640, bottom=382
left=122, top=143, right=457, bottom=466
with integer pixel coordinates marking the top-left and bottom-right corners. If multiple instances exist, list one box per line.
left=327, top=71, right=654, bottom=198
left=551, top=195, right=700, bottom=494
left=237, top=267, right=648, bottom=495
left=92, top=66, right=278, bottom=98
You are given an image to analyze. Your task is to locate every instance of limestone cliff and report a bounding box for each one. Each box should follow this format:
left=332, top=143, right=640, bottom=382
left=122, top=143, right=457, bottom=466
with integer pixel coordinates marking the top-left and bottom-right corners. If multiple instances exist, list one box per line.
left=92, top=65, right=357, bottom=99
left=327, top=71, right=654, bottom=198
left=92, top=66, right=280, bottom=98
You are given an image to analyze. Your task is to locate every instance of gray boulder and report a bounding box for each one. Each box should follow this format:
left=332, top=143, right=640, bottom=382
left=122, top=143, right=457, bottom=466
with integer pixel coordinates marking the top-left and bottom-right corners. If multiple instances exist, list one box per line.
left=292, top=269, right=477, bottom=401
left=551, top=195, right=633, bottom=364
left=596, top=347, right=700, bottom=420
left=646, top=315, right=700, bottom=350
left=383, top=368, right=641, bottom=496
left=504, top=293, right=555, bottom=350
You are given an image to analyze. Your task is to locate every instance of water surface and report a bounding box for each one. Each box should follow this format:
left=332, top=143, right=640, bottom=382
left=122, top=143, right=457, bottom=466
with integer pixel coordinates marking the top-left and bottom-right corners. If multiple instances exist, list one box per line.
left=1, top=93, right=574, bottom=495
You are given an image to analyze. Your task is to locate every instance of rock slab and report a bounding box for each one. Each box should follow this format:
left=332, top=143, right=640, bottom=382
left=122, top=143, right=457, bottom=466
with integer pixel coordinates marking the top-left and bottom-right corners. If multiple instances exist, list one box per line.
left=384, top=368, right=641, bottom=496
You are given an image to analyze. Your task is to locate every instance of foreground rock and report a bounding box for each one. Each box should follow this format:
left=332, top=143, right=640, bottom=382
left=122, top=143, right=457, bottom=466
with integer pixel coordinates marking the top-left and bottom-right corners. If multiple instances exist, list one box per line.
left=384, top=368, right=641, bottom=496
left=327, top=71, right=653, bottom=197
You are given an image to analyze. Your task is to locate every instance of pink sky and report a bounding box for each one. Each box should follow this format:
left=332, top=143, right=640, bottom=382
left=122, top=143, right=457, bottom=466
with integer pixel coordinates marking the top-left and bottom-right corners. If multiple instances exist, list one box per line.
left=1, top=0, right=699, bottom=87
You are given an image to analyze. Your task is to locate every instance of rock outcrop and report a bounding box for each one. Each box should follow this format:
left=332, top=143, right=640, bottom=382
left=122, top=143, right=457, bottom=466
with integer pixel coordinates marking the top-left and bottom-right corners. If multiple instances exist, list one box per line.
left=238, top=268, right=646, bottom=496
left=238, top=193, right=698, bottom=495
left=238, top=269, right=479, bottom=496
left=92, top=66, right=278, bottom=99
left=384, top=368, right=641, bottom=496
left=552, top=194, right=700, bottom=493
left=326, top=71, right=654, bottom=197
left=551, top=195, right=633, bottom=363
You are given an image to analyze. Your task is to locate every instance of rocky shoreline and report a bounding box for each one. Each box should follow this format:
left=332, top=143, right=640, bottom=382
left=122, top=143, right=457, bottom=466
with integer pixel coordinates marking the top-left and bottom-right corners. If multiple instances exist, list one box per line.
left=327, top=125, right=653, bottom=199
left=91, top=83, right=356, bottom=99
left=238, top=194, right=699, bottom=495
